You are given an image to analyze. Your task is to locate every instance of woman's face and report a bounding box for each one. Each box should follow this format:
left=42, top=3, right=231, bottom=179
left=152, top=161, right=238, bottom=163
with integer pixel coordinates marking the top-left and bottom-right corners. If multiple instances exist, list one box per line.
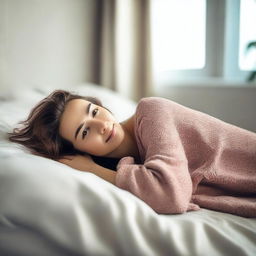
left=59, top=99, right=125, bottom=156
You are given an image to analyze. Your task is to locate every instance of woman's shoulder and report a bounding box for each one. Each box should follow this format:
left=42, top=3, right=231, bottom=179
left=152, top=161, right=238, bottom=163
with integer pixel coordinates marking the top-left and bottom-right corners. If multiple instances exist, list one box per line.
left=136, top=97, right=178, bottom=115
left=137, top=96, right=169, bottom=105
left=134, top=97, right=176, bottom=127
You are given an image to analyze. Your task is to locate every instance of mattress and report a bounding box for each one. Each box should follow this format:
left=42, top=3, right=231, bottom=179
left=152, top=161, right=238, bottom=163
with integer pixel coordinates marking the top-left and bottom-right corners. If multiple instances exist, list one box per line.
left=0, top=84, right=255, bottom=256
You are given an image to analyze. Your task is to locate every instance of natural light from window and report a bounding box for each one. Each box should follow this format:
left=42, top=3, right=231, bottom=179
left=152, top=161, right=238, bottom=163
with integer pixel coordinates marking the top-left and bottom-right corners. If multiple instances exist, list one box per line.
left=151, top=0, right=206, bottom=72
left=239, top=0, right=256, bottom=71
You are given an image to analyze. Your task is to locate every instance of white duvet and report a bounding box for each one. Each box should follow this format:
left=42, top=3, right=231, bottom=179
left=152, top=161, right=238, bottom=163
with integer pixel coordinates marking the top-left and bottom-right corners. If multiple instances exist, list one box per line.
left=0, top=84, right=255, bottom=256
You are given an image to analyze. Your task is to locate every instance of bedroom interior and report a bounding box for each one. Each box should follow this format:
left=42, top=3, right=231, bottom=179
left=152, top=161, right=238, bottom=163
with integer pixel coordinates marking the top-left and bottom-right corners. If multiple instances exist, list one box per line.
left=0, top=0, right=255, bottom=255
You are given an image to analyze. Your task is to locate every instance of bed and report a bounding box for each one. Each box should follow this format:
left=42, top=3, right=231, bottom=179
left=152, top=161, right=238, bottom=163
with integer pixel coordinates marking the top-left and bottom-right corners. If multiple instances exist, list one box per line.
left=0, top=84, right=255, bottom=256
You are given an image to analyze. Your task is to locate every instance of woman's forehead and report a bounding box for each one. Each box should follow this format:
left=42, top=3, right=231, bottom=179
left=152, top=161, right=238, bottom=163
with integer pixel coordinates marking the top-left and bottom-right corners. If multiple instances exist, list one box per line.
left=69, top=98, right=89, bottom=107
left=62, top=99, right=93, bottom=122
left=66, top=99, right=92, bottom=114
left=59, top=99, right=91, bottom=138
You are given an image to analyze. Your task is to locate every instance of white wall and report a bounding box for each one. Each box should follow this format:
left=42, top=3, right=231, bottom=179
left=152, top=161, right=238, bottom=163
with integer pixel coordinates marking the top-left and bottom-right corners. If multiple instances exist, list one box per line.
left=1, top=0, right=256, bottom=133
left=0, top=0, right=97, bottom=91
left=156, top=85, right=256, bottom=132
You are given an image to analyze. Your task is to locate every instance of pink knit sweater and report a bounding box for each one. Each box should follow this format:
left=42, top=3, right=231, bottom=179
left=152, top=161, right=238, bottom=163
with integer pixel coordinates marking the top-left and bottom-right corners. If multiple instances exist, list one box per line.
left=115, top=97, right=256, bottom=217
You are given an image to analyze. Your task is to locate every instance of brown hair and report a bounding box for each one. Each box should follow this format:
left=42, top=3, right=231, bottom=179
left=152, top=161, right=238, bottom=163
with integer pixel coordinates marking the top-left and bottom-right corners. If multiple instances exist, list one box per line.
left=8, top=90, right=103, bottom=160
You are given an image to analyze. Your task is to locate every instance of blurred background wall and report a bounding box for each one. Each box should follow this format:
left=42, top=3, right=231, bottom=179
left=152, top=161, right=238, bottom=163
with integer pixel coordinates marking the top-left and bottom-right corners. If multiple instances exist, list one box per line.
left=0, top=0, right=98, bottom=90
left=0, top=0, right=256, bottom=132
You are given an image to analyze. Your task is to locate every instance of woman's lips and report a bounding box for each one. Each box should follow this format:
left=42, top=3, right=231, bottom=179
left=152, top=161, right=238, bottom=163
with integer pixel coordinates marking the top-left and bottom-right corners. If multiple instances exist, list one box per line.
left=106, top=124, right=115, bottom=143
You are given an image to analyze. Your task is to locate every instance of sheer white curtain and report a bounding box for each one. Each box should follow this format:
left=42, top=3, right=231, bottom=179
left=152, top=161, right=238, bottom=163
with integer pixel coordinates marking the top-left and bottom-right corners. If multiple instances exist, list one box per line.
left=92, top=0, right=153, bottom=101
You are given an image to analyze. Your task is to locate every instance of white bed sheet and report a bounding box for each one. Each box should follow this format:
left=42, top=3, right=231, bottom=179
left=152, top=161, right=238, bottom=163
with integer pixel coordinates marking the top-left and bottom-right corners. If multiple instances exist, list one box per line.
left=0, top=84, right=255, bottom=256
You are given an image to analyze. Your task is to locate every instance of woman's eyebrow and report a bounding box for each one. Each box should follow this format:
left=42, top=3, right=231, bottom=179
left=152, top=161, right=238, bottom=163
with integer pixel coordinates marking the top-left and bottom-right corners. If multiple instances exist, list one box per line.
left=74, top=103, right=91, bottom=139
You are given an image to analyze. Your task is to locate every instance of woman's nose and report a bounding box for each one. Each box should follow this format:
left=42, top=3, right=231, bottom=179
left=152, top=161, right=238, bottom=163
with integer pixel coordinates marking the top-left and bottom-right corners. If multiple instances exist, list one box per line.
left=93, top=120, right=110, bottom=134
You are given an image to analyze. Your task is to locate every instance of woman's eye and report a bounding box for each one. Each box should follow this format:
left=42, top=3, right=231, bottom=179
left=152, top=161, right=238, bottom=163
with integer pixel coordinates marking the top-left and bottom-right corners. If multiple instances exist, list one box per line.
left=82, top=129, right=88, bottom=139
left=92, top=108, right=98, bottom=117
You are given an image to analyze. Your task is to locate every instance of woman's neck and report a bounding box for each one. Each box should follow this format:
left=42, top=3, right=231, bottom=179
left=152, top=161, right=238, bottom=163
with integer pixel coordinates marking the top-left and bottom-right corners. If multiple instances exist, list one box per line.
left=121, top=125, right=140, bottom=161
left=105, top=115, right=140, bottom=161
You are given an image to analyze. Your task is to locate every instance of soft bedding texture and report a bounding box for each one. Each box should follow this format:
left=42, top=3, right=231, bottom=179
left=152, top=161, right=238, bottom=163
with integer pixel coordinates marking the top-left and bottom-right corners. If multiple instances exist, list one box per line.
left=0, top=84, right=256, bottom=255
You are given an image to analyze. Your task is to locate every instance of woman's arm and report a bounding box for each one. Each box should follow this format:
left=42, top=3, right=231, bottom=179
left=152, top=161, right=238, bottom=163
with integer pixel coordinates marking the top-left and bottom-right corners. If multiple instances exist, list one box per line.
left=59, top=155, right=116, bottom=185
left=115, top=98, right=195, bottom=214
left=90, top=164, right=116, bottom=185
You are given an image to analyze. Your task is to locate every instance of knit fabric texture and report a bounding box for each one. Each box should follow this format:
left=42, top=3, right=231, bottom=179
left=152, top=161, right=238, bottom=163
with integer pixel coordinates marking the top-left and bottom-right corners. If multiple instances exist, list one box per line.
left=115, top=97, right=256, bottom=217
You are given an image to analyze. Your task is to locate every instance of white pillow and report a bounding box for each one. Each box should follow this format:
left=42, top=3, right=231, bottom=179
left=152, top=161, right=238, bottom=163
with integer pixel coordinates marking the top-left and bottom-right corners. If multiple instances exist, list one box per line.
left=0, top=141, right=158, bottom=255
left=31, top=83, right=137, bottom=122
left=0, top=83, right=136, bottom=139
left=0, top=84, right=142, bottom=255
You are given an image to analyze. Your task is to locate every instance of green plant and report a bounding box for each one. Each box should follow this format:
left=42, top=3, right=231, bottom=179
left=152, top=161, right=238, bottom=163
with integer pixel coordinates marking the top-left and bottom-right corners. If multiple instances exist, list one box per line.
left=246, top=41, right=256, bottom=82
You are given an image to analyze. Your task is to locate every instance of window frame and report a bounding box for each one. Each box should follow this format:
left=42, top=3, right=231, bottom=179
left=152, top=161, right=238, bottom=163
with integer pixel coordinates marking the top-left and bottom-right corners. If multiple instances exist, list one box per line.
left=154, top=0, right=251, bottom=87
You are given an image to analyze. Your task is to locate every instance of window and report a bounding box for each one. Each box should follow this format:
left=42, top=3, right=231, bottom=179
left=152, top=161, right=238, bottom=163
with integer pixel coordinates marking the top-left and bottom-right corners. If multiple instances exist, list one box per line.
left=239, top=0, right=256, bottom=71
left=151, top=0, right=256, bottom=87
left=151, top=0, right=206, bottom=71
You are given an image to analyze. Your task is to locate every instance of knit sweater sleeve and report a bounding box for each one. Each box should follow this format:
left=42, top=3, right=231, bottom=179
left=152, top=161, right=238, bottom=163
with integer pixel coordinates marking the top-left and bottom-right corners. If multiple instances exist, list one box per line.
left=115, top=97, right=196, bottom=214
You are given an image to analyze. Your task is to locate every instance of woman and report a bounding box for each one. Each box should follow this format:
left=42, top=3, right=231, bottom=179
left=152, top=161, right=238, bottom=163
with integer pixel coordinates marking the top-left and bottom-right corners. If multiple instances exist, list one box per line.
left=9, top=90, right=256, bottom=217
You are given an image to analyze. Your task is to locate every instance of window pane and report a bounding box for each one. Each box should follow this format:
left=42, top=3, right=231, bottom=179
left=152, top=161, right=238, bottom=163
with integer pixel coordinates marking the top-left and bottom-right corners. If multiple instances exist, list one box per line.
left=151, top=0, right=206, bottom=71
left=239, top=0, right=256, bottom=71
